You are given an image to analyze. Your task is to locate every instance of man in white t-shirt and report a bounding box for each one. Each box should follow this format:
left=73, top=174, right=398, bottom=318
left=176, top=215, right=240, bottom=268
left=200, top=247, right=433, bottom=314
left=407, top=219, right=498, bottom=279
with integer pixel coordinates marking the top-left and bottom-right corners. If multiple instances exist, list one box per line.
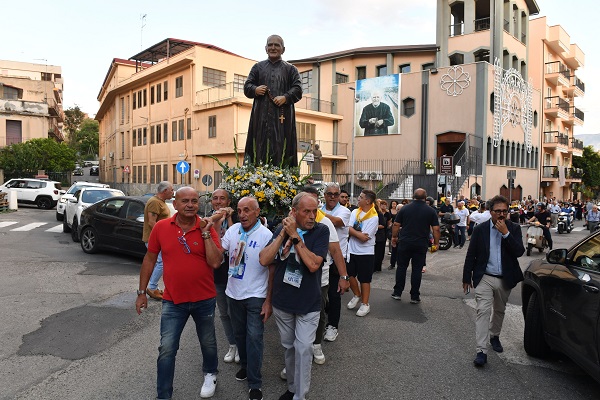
left=469, top=202, right=491, bottom=227
left=453, top=201, right=470, bottom=249
left=221, top=197, right=273, bottom=400
left=346, top=189, right=379, bottom=317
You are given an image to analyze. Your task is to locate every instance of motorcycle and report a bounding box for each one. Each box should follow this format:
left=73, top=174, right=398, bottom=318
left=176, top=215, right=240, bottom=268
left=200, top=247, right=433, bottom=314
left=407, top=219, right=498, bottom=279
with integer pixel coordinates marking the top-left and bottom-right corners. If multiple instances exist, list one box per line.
left=557, top=211, right=574, bottom=234
left=438, top=212, right=459, bottom=250
left=526, top=222, right=549, bottom=256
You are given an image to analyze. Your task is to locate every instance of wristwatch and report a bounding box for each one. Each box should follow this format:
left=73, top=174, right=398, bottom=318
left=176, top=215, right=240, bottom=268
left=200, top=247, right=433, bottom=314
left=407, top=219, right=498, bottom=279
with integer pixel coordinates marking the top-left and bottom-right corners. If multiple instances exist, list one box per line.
left=340, top=275, right=350, bottom=281
left=136, top=289, right=146, bottom=295
left=292, top=237, right=301, bottom=245
left=202, top=231, right=212, bottom=239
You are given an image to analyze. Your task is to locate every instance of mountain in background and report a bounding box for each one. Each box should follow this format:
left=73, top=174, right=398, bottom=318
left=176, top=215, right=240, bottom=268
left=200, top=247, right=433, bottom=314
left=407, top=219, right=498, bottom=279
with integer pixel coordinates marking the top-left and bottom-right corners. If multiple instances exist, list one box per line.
left=575, top=134, right=600, bottom=151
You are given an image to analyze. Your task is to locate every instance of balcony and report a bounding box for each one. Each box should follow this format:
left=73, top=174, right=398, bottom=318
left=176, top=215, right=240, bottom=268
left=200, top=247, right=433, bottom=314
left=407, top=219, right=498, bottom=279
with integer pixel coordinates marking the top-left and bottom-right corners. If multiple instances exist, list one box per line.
left=566, top=167, right=583, bottom=180
left=544, top=96, right=570, bottom=119
left=545, top=25, right=571, bottom=54
left=564, top=43, right=585, bottom=70
left=572, top=138, right=584, bottom=150
left=565, top=106, right=584, bottom=126
left=543, top=131, right=569, bottom=150
left=545, top=61, right=570, bottom=87
left=449, top=22, right=464, bottom=37
left=195, top=82, right=334, bottom=114
left=47, top=97, right=63, bottom=121
left=48, top=119, right=64, bottom=142
left=542, top=165, right=562, bottom=179
left=563, top=74, right=585, bottom=97
left=474, top=17, right=490, bottom=32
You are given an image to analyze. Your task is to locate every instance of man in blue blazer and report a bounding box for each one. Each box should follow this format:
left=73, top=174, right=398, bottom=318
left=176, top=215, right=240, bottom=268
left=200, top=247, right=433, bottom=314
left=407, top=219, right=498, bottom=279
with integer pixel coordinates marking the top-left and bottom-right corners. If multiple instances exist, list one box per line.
left=462, top=195, right=525, bottom=367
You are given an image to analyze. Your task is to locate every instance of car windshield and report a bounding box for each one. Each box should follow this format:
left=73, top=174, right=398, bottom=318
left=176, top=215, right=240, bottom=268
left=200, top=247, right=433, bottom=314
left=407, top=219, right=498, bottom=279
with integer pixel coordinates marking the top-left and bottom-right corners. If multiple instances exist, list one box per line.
left=81, top=190, right=122, bottom=204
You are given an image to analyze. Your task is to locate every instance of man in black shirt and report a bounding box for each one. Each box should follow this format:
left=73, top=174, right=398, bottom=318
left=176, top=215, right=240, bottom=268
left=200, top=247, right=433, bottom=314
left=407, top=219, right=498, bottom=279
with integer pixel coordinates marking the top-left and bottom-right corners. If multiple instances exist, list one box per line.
left=528, top=202, right=553, bottom=250
left=438, top=197, right=454, bottom=218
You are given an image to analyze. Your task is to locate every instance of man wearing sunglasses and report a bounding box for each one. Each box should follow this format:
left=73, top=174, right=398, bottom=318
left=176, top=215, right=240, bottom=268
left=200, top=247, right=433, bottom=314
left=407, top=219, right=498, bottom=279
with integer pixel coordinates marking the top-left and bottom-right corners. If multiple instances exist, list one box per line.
left=462, top=195, right=525, bottom=367
left=136, top=187, right=223, bottom=399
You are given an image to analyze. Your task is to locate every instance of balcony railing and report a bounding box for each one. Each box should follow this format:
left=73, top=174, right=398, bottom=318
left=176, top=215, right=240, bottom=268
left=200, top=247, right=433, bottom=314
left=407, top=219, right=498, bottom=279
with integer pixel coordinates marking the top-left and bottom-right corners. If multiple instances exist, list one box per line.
left=504, top=19, right=510, bottom=32
left=545, top=61, right=571, bottom=80
left=572, top=106, right=585, bottom=121
left=544, top=96, right=570, bottom=113
left=567, top=168, right=584, bottom=179
left=543, top=131, right=569, bottom=145
left=474, top=17, right=490, bottom=32
left=236, top=134, right=347, bottom=157
left=542, top=165, right=563, bottom=179
left=195, top=82, right=334, bottom=113
left=572, top=138, right=584, bottom=150
left=449, top=22, right=464, bottom=37
left=572, top=75, right=586, bottom=92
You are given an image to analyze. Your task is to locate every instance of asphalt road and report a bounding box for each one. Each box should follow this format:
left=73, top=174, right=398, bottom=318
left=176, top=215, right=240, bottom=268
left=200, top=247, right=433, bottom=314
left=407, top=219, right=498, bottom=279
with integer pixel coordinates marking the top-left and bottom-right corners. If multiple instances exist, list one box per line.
left=1, top=204, right=599, bottom=400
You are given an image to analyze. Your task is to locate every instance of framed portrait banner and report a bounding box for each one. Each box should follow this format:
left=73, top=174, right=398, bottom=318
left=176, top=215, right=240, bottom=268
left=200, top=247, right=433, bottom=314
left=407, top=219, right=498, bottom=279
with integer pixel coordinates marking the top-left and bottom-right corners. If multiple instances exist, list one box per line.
left=353, top=74, right=400, bottom=137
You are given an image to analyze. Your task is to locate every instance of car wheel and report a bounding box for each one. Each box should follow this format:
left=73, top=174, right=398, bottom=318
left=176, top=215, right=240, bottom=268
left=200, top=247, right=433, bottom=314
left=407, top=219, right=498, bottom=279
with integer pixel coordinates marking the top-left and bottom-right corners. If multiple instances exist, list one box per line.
left=71, top=219, right=80, bottom=242
left=527, top=243, right=532, bottom=256
left=36, top=196, right=52, bottom=210
left=80, top=227, right=99, bottom=254
left=524, top=291, right=551, bottom=357
left=56, top=211, right=64, bottom=222
left=63, top=217, right=71, bottom=233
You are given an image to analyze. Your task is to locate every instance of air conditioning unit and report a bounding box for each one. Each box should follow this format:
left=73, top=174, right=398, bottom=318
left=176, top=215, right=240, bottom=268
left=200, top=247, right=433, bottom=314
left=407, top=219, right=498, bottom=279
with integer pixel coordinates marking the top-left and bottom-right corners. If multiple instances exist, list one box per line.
left=109, top=152, right=114, bottom=158
left=370, top=171, right=383, bottom=181
left=357, top=171, right=369, bottom=180
left=102, top=156, right=106, bottom=161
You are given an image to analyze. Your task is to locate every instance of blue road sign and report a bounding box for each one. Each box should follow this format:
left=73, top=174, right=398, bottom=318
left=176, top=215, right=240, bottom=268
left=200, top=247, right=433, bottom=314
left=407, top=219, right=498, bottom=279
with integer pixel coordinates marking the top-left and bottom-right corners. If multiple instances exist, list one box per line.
left=176, top=161, right=190, bottom=174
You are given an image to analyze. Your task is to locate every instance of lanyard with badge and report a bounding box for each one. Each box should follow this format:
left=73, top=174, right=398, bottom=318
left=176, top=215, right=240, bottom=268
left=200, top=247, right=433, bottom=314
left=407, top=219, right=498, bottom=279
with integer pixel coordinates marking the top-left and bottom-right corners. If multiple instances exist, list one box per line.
left=281, top=228, right=307, bottom=288
left=229, top=220, right=261, bottom=280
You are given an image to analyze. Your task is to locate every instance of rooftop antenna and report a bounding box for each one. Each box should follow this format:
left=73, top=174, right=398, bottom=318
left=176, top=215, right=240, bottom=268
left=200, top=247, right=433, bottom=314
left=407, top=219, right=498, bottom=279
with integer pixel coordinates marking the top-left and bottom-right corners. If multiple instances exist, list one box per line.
left=140, top=14, right=147, bottom=50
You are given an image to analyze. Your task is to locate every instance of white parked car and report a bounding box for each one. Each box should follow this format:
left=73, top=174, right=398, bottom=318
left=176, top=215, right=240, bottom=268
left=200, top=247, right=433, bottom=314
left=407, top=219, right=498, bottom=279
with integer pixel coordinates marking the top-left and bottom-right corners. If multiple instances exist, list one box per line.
left=0, top=178, right=62, bottom=209
left=56, top=181, right=110, bottom=221
left=63, top=187, right=124, bottom=241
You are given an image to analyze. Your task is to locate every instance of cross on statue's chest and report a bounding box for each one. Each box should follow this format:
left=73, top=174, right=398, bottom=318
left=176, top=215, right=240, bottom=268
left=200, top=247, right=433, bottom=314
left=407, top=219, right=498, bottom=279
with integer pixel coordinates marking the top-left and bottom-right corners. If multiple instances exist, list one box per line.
left=279, top=114, right=285, bottom=124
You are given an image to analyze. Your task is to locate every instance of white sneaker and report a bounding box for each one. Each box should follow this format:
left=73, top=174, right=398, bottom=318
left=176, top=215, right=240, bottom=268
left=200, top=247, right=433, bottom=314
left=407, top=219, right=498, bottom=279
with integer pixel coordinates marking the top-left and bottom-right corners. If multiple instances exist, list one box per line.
left=200, top=373, right=217, bottom=398
left=224, top=344, right=237, bottom=363
left=280, top=367, right=287, bottom=380
left=235, top=347, right=240, bottom=363
left=347, top=295, right=361, bottom=309
left=356, top=303, right=370, bottom=317
left=323, top=325, right=338, bottom=342
left=313, top=344, right=325, bottom=364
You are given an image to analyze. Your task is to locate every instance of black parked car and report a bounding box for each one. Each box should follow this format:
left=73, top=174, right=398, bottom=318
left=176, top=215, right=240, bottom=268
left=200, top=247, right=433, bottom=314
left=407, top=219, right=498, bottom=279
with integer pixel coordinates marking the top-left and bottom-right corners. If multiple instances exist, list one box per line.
left=90, top=166, right=100, bottom=176
left=78, top=196, right=149, bottom=258
left=522, top=229, right=600, bottom=383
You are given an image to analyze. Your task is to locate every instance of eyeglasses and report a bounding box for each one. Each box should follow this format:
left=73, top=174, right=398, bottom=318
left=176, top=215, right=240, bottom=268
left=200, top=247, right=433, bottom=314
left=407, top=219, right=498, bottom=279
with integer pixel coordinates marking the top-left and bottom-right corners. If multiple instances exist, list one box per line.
left=178, top=235, right=191, bottom=254
left=492, top=209, right=509, bottom=214
left=325, top=192, right=340, bottom=197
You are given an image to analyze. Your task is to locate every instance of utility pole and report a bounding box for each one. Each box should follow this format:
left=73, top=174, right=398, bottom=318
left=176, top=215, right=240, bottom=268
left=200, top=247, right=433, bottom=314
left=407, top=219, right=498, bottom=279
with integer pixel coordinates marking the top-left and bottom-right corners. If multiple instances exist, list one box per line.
left=140, top=14, right=147, bottom=50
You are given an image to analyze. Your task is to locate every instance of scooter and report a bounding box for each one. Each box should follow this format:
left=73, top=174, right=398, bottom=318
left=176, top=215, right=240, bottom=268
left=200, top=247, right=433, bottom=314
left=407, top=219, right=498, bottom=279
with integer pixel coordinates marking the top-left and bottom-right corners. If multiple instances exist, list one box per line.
left=526, top=222, right=549, bottom=256
left=557, top=211, right=574, bottom=234
left=438, top=212, right=459, bottom=250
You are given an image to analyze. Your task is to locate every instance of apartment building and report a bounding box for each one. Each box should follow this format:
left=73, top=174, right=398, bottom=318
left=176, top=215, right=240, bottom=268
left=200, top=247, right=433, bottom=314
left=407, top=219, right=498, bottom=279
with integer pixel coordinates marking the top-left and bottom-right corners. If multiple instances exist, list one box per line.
left=0, top=60, right=64, bottom=147
left=95, top=38, right=343, bottom=194
left=529, top=16, right=585, bottom=200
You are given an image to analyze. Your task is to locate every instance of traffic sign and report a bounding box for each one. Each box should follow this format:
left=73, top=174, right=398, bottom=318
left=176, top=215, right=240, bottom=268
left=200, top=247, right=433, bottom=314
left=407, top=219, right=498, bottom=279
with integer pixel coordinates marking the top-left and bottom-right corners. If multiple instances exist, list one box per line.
left=123, top=165, right=130, bottom=174
left=440, top=156, right=453, bottom=175
left=202, top=174, right=213, bottom=186
left=176, top=161, right=190, bottom=175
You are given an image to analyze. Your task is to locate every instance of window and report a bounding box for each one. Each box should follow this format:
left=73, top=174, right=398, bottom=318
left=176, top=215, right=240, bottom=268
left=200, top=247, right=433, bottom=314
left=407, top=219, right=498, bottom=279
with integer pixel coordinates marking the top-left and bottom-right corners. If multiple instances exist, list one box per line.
left=156, top=164, right=162, bottom=183
left=209, top=115, right=217, bottom=138
left=175, top=76, right=183, bottom=98
left=150, top=126, right=155, bottom=144
left=143, top=166, right=147, bottom=183
left=163, top=122, right=168, bottom=143
left=126, top=95, right=130, bottom=122
left=300, top=70, right=312, bottom=93
left=150, top=86, right=155, bottom=104
left=296, top=122, right=316, bottom=144
left=178, top=120, right=184, bottom=140
left=399, top=64, right=411, bottom=74
left=101, top=199, right=126, bottom=216
left=335, top=73, right=349, bottom=84
left=133, top=166, right=137, bottom=183
left=402, top=97, right=415, bottom=118
left=164, top=81, right=168, bottom=101
left=422, top=63, right=435, bottom=71
left=356, top=66, right=366, bottom=81
left=120, top=97, right=125, bottom=125
left=163, top=164, right=168, bottom=182
left=133, top=92, right=136, bottom=110
left=137, top=91, right=142, bottom=108
left=449, top=53, right=464, bottom=66
left=133, top=130, right=137, bottom=147
left=187, top=117, right=192, bottom=139
left=172, top=121, right=177, bottom=141
left=156, top=124, right=162, bottom=144
left=137, top=128, right=142, bottom=146
left=234, top=74, right=247, bottom=92
left=150, top=164, right=155, bottom=184
left=203, top=67, right=226, bottom=87
left=3, top=85, right=21, bottom=100
left=6, top=120, right=22, bottom=145
left=122, top=132, right=126, bottom=159
left=143, top=127, right=147, bottom=145
left=376, top=65, right=387, bottom=77
left=143, top=89, right=147, bottom=107
left=41, top=72, right=52, bottom=81
left=157, top=83, right=162, bottom=103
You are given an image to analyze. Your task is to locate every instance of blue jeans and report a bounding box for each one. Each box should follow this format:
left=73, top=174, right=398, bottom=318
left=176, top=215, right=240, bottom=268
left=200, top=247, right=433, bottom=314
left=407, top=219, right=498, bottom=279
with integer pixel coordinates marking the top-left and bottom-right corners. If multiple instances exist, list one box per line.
left=157, top=298, right=218, bottom=400
left=145, top=243, right=163, bottom=290
left=215, top=283, right=235, bottom=345
left=454, top=225, right=466, bottom=247
left=227, top=296, right=265, bottom=389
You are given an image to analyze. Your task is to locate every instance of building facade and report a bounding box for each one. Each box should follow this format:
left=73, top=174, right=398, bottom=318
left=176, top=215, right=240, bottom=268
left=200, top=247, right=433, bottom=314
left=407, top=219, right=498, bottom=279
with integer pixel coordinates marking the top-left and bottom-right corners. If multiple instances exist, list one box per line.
left=0, top=60, right=64, bottom=147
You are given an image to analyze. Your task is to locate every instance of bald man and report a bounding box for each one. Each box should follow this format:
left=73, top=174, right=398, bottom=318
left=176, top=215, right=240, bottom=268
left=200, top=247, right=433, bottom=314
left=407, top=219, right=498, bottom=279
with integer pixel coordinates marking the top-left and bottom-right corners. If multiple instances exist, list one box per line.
left=358, top=89, right=394, bottom=135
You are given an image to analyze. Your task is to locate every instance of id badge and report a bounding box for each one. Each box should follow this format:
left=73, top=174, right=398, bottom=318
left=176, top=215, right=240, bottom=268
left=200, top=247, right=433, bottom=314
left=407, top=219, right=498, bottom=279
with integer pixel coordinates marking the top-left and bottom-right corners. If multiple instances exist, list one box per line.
left=283, top=264, right=302, bottom=288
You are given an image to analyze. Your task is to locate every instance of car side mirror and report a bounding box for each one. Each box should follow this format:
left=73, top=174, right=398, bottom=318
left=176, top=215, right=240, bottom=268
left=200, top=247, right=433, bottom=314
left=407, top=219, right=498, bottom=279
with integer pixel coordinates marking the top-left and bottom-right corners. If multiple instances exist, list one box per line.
left=59, top=190, right=66, bottom=195
left=547, top=249, right=567, bottom=264
left=69, top=198, right=78, bottom=203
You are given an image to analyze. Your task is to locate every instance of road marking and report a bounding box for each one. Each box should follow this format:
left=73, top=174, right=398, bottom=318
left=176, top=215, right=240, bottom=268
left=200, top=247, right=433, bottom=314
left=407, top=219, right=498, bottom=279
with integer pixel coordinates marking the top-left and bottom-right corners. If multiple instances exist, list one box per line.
left=11, top=222, right=48, bottom=231
left=45, top=224, right=64, bottom=232
left=0, top=221, right=19, bottom=228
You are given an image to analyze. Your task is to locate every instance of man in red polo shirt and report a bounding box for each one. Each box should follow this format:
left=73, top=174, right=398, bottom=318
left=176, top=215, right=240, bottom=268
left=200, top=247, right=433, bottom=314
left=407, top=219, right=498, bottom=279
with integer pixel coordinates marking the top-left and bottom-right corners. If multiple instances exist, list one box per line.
left=136, top=186, right=223, bottom=399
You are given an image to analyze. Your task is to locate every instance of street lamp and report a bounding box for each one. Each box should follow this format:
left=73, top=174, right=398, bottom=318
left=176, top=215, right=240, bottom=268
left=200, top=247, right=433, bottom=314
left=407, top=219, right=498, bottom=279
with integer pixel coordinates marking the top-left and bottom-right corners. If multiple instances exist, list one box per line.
left=349, top=87, right=357, bottom=205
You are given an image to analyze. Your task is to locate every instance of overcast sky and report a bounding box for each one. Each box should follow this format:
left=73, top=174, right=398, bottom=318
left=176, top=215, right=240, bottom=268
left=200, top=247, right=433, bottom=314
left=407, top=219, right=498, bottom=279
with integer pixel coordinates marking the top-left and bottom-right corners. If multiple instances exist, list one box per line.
left=4, top=0, right=597, bottom=136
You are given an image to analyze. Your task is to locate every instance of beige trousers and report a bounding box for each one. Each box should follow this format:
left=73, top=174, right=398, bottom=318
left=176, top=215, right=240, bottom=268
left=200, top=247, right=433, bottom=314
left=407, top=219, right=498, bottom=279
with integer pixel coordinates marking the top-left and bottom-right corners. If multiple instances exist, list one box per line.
left=474, top=274, right=511, bottom=354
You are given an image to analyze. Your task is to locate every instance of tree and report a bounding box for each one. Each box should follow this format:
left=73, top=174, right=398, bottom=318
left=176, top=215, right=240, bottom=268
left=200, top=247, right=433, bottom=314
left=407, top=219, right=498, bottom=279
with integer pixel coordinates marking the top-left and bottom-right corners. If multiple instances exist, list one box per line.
left=64, top=105, right=86, bottom=145
left=75, top=119, right=99, bottom=159
left=573, top=145, right=600, bottom=197
left=0, top=138, right=76, bottom=173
